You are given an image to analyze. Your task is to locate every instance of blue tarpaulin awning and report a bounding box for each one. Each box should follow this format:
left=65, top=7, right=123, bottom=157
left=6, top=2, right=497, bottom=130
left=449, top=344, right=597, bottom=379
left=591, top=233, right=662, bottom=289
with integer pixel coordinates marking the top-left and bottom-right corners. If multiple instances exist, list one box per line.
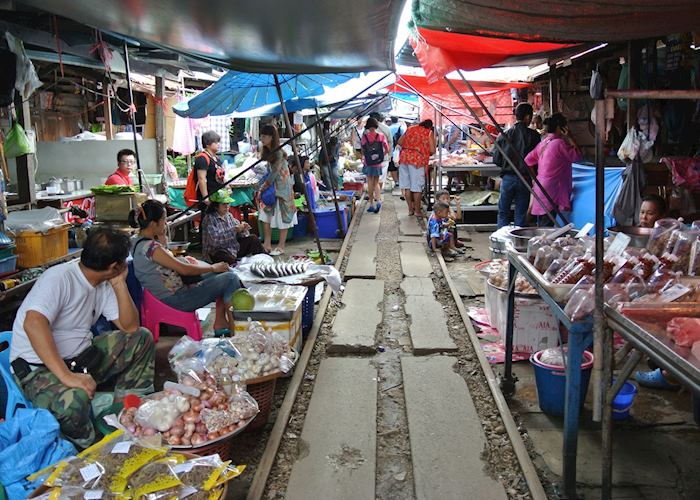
left=173, top=72, right=359, bottom=118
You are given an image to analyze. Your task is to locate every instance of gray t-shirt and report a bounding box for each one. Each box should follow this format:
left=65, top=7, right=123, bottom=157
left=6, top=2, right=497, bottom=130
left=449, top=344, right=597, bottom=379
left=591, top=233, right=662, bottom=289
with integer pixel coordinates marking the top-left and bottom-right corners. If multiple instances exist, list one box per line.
left=132, top=237, right=183, bottom=301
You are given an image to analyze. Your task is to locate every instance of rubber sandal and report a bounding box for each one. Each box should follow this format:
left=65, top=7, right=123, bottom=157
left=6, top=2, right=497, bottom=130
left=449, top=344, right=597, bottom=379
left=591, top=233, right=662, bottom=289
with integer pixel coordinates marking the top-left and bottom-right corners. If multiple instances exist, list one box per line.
left=443, top=255, right=455, bottom=262
left=635, top=368, right=680, bottom=390
left=367, top=205, right=376, bottom=213
left=375, top=202, right=382, bottom=213
left=214, top=328, right=231, bottom=337
left=270, top=248, right=284, bottom=256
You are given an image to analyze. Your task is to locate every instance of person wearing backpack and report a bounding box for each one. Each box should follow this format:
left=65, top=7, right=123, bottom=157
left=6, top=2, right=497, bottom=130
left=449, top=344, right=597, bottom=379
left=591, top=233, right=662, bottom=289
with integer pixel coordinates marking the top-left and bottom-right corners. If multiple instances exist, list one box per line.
left=184, top=130, right=225, bottom=207
left=361, top=117, right=390, bottom=213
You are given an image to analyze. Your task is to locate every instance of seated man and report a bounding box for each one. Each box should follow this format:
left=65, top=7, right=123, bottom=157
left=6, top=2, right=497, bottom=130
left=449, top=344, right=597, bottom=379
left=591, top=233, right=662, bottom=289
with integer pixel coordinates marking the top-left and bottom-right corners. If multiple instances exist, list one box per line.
left=105, top=148, right=136, bottom=186
left=10, top=227, right=154, bottom=448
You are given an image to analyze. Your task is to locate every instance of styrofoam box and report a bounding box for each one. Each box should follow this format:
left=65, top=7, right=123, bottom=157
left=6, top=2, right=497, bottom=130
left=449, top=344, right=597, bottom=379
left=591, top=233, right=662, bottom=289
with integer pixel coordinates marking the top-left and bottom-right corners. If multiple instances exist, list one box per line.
left=485, top=281, right=559, bottom=354
left=232, top=306, right=302, bottom=353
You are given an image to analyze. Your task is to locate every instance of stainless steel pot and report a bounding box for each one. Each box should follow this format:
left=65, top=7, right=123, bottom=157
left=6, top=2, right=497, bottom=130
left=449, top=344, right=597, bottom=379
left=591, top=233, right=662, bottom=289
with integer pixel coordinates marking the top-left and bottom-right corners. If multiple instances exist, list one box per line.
left=607, top=226, right=652, bottom=248
left=509, top=227, right=577, bottom=252
left=73, top=178, right=84, bottom=191
left=65, top=179, right=77, bottom=192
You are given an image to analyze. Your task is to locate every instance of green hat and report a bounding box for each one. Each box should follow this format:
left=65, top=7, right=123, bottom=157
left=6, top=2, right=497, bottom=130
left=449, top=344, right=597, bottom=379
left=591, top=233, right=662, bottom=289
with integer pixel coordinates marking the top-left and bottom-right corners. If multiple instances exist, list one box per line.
left=210, top=189, right=234, bottom=204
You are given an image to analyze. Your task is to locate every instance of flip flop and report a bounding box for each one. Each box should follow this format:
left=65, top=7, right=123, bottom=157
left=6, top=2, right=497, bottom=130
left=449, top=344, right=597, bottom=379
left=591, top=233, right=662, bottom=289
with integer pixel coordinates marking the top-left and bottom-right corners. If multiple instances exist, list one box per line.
left=635, top=368, right=680, bottom=390
left=270, top=248, right=284, bottom=256
left=214, top=328, right=231, bottom=337
left=375, top=202, right=382, bottom=213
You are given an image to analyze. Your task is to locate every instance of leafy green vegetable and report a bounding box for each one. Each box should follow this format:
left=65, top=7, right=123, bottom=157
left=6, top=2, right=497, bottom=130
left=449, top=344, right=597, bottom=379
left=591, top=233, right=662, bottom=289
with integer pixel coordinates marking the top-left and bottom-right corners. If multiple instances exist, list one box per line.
left=91, top=185, right=139, bottom=194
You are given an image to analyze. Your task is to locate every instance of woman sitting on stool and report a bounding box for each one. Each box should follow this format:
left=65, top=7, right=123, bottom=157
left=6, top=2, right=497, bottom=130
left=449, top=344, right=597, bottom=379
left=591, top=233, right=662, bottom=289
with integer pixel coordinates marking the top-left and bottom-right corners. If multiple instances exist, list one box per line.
left=202, top=189, right=266, bottom=265
left=130, top=199, right=240, bottom=337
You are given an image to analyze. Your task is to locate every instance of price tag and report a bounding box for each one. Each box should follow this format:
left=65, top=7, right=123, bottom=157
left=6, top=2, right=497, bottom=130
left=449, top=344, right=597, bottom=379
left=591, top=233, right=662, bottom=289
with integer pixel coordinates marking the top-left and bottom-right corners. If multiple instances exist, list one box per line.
left=111, top=441, right=132, bottom=454
left=659, top=283, right=692, bottom=303
left=173, top=463, right=194, bottom=474
left=79, top=463, right=102, bottom=483
left=84, top=490, right=103, bottom=499
left=605, top=232, right=631, bottom=258
left=576, top=223, right=594, bottom=238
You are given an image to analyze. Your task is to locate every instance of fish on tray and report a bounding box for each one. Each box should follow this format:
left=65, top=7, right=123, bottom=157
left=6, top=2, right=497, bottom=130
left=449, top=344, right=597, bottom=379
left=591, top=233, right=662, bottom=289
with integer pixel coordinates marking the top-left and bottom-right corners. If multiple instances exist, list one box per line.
left=251, top=260, right=311, bottom=278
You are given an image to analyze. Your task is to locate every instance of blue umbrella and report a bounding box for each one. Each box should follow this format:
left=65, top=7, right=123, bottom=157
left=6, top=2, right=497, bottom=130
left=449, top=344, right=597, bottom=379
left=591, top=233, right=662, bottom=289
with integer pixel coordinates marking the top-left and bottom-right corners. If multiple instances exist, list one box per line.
left=174, top=72, right=359, bottom=118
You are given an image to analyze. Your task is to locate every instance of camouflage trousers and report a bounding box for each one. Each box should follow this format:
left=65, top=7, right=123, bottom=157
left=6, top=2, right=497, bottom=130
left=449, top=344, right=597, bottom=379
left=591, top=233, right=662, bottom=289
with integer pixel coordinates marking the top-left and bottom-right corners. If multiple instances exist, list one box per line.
left=17, top=328, right=155, bottom=449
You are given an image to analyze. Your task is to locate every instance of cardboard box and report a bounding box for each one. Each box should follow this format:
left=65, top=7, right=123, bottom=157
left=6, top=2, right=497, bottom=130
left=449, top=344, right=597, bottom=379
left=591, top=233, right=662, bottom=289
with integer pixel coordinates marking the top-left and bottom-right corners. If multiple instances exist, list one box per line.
left=485, top=281, right=559, bottom=353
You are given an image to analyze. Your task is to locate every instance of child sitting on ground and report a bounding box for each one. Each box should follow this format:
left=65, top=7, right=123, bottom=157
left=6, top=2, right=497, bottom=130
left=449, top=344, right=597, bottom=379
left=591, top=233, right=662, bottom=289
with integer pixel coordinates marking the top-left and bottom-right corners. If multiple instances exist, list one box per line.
left=428, top=201, right=459, bottom=261
left=435, top=189, right=466, bottom=253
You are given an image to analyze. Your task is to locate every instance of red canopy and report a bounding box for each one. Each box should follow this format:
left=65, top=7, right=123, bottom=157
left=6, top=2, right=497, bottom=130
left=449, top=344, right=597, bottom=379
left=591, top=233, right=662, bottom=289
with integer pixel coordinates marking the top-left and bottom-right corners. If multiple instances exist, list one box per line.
left=389, top=74, right=529, bottom=96
left=411, top=28, right=577, bottom=82
left=419, top=90, right=517, bottom=127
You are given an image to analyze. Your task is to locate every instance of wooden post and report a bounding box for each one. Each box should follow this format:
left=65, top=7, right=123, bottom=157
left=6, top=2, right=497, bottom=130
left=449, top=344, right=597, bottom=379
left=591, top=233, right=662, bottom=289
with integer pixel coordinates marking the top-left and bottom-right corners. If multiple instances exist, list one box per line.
left=103, top=78, right=113, bottom=140
left=14, top=95, right=36, bottom=205
left=155, top=76, right=166, bottom=177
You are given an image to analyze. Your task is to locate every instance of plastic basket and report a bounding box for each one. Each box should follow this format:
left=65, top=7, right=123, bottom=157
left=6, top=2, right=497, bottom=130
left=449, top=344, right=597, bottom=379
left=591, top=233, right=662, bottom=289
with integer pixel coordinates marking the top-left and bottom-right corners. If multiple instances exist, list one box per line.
left=245, top=377, right=277, bottom=431
left=257, top=219, right=294, bottom=243
left=0, top=255, right=17, bottom=274
left=13, top=224, right=69, bottom=268
left=301, top=285, right=315, bottom=337
left=530, top=350, right=594, bottom=416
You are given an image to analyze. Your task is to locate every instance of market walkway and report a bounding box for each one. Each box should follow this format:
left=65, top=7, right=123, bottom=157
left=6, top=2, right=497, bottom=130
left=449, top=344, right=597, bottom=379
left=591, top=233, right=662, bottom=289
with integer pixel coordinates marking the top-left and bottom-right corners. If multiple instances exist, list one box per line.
left=283, top=194, right=507, bottom=500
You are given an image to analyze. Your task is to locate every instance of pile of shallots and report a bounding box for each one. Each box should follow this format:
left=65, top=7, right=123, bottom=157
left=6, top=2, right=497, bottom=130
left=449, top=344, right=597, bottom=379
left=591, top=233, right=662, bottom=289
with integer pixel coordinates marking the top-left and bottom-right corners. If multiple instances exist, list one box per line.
left=119, top=373, right=258, bottom=447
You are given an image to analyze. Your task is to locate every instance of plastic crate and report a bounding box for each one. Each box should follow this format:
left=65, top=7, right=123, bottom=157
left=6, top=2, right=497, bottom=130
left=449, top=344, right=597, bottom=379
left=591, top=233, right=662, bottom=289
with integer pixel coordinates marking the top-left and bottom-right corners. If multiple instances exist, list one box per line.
left=14, top=224, right=69, bottom=268
left=301, top=285, right=315, bottom=337
left=343, top=181, right=364, bottom=192
left=0, top=255, right=16, bottom=274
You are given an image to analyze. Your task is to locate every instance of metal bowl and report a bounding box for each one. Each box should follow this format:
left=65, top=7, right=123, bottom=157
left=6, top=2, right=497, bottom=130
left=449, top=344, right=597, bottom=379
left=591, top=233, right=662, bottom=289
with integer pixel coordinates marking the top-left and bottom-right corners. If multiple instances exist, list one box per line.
left=607, top=226, right=652, bottom=248
left=509, top=227, right=577, bottom=253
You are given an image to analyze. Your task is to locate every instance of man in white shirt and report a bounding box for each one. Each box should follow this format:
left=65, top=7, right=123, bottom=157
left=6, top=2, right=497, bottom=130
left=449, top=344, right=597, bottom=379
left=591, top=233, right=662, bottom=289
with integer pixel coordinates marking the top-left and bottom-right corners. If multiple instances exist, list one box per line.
left=11, top=227, right=154, bottom=448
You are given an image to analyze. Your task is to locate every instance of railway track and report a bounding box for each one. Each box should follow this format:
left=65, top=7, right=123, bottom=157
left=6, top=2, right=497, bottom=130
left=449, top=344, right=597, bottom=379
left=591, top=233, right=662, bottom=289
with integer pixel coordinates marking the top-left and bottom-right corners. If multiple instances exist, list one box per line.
left=246, top=194, right=547, bottom=500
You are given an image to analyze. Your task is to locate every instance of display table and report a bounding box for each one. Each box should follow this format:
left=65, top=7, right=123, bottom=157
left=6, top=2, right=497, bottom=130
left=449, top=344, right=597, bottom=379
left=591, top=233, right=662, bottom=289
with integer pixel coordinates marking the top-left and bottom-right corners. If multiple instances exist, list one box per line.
left=36, top=191, right=95, bottom=223
left=0, top=248, right=82, bottom=303
left=504, top=251, right=592, bottom=499
left=441, top=163, right=500, bottom=176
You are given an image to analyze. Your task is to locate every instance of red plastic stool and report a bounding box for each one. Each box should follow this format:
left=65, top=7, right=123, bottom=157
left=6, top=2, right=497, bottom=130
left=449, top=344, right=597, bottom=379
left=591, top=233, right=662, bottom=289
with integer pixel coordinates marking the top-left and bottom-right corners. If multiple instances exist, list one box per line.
left=140, top=289, right=203, bottom=342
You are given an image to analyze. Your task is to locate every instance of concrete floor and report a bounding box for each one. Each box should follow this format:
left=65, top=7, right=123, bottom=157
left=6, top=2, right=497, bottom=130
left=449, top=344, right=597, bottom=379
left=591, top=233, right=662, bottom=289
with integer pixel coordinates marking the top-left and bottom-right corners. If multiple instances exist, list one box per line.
left=451, top=230, right=700, bottom=498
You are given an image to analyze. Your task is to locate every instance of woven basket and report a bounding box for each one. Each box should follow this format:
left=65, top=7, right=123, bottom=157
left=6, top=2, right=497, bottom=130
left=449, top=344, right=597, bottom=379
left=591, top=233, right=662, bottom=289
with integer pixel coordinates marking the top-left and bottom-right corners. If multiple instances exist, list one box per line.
left=190, top=437, right=233, bottom=460
left=245, top=377, right=277, bottom=431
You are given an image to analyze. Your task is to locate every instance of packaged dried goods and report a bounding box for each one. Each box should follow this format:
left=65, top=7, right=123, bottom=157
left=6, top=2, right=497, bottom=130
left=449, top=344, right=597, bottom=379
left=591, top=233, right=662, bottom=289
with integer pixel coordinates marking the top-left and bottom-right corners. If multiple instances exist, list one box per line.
left=543, top=259, right=567, bottom=282
left=128, top=457, right=183, bottom=498
left=633, top=253, right=660, bottom=279
left=647, top=218, right=682, bottom=257
left=527, top=236, right=547, bottom=262
left=688, top=235, right=700, bottom=276
left=666, top=229, right=700, bottom=270
left=564, top=285, right=594, bottom=321
left=534, top=245, right=561, bottom=273
left=552, top=256, right=595, bottom=285
left=621, top=303, right=700, bottom=323
left=666, top=317, right=700, bottom=347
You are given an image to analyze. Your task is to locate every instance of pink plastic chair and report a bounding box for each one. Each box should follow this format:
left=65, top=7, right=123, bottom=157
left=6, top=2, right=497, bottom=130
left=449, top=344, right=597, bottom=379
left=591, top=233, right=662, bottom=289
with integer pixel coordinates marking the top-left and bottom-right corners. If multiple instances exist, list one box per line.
left=140, top=289, right=203, bottom=342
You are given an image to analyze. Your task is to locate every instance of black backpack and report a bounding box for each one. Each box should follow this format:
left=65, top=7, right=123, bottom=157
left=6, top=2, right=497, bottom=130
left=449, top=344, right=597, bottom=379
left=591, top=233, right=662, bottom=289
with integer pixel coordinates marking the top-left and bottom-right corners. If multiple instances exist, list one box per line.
left=362, top=132, right=385, bottom=165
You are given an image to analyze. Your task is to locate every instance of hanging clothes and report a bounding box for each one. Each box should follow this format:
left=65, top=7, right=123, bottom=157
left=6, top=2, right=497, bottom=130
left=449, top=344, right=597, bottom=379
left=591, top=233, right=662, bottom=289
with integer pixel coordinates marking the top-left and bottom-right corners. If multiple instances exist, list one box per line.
left=172, top=115, right=196, bottom=155
left=207, top=115, right=232, bottom=152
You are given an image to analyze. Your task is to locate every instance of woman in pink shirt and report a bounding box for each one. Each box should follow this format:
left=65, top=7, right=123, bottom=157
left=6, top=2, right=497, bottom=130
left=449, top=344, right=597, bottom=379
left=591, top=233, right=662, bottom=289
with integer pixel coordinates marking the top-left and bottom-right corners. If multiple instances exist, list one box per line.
left=525, top=113, right=582, bottom=226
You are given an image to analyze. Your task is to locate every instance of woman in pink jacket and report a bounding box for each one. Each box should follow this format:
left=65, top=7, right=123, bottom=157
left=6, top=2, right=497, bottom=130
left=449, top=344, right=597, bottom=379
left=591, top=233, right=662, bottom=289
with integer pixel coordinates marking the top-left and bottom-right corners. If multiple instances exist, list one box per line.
left=525, top=113, right=582, bottom=226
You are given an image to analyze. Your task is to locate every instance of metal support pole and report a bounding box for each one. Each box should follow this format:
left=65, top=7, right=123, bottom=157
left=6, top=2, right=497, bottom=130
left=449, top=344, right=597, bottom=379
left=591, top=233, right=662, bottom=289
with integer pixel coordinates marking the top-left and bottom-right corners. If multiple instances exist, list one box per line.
left=274, top=74, right=324, bottom=261
left=314, top=107, right=345, bottom=238
left=560, top=326, right=590, bottom=500
left=437, top=105, right=443, bottom=191
left=502, top=262, right=518, bottom=396
left=593, top=99, right=607, bottom=423
left=122, top=41, right=143, bottom=192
